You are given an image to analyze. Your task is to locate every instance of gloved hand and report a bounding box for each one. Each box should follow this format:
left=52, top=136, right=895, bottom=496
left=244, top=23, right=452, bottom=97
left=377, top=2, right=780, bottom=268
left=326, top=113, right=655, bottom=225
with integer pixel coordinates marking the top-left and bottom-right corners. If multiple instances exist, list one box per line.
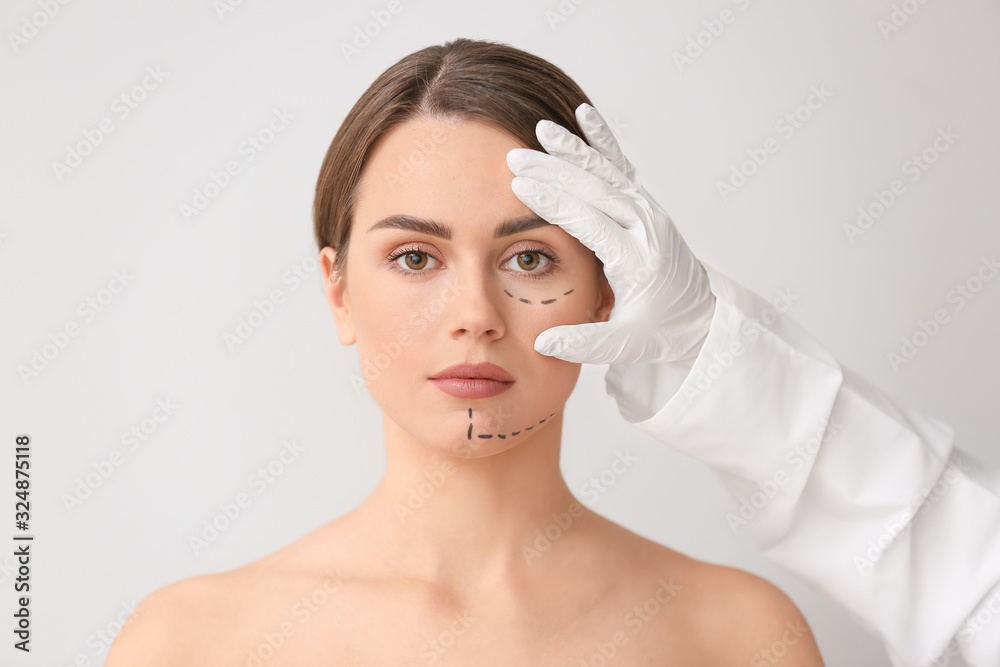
left=506, top=102, right=716, bottom=367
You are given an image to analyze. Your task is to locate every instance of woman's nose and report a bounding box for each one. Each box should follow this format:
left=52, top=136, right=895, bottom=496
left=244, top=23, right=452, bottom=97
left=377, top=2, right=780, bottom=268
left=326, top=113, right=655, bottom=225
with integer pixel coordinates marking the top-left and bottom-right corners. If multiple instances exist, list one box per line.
left=435, top=270, right=507, bottom=341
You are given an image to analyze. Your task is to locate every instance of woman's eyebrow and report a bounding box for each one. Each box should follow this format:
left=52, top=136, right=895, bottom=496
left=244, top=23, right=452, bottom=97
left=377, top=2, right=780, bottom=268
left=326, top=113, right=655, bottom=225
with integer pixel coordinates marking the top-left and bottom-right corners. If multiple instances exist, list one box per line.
left=366, top=214, right=551, bottom=240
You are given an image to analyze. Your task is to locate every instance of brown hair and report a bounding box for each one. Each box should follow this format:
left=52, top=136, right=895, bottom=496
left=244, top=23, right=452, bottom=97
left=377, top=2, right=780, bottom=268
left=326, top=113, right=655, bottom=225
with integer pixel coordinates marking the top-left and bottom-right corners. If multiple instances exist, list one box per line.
left=313, top=38, right=594, bottom=281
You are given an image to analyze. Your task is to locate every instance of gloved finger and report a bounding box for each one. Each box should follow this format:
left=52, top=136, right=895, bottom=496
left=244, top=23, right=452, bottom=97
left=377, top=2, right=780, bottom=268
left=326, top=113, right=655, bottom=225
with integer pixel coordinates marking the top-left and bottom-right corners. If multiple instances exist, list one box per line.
left=533, top=119, right=634, bottom=194
left=574, top=103, right=638, bottom=185
left=510, top=175, right=636, bottom=274
left=534, top=321, right=625, bottom=365
left=507, top=148, right=649, bottom=237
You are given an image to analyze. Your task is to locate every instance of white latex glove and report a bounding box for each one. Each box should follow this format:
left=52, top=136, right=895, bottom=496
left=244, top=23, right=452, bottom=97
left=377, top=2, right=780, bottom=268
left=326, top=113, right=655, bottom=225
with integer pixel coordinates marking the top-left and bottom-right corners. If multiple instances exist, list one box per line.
left=505, top=102, right=716, bottom=366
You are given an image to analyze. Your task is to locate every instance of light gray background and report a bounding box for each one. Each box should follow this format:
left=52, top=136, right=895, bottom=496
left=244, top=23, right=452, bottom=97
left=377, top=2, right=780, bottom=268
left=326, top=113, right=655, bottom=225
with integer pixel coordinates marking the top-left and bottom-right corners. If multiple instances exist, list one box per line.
left=1, top=0, right=998, bottom=665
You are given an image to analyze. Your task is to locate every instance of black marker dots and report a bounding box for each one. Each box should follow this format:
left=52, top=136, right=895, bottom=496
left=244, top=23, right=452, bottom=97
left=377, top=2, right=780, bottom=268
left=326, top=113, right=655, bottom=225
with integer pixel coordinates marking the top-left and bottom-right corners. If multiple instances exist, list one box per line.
left=502, top=288, right=574, bottom=305
left=467, top=407, right=556, bottom=440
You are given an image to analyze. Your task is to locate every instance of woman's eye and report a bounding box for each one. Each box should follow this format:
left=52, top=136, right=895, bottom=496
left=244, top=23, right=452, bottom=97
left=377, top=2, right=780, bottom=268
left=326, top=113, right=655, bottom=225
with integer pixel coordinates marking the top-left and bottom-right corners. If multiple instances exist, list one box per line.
left=387, top=246, right=558, bottom=279
left=504, top=250, right=550, bottom=274
left=392, top=250, right=439, bottom=272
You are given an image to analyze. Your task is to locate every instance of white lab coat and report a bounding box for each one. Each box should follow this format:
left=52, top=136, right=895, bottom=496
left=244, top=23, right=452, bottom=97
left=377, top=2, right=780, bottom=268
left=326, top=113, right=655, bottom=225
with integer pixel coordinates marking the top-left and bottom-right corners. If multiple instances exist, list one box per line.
left=602, top=263, right=1000, bottom=667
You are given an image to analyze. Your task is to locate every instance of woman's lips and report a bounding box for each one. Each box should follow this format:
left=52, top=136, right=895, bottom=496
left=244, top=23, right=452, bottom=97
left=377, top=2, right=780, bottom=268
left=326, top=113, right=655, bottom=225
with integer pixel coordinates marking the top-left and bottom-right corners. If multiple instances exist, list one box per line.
left=429, top=378, right=514, bottom=399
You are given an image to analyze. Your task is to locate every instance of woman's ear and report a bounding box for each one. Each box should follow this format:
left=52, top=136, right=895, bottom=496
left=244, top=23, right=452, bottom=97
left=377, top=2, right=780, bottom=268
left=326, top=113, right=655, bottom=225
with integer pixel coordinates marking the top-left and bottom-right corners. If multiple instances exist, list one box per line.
left=589, top=264, right=615, bottom=323
left=320, top=247, right=356, bottom=345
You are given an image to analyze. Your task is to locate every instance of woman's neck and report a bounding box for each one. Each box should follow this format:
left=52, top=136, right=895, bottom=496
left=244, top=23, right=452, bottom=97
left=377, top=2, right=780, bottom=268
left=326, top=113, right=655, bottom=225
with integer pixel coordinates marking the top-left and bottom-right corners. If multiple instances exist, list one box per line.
left=349, top=407, right=593, bottom=599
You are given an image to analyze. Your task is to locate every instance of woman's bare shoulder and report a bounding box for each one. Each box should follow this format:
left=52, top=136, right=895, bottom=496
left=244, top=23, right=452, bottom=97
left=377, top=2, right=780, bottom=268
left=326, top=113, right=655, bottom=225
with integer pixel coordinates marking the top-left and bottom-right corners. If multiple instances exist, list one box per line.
left=105, top=570, right=239, bottom=666
left=664, top=554, right=825, bottom=664
left=572, top=517, right=823, bottom=664
left=106, top=534, right=355, bottom=666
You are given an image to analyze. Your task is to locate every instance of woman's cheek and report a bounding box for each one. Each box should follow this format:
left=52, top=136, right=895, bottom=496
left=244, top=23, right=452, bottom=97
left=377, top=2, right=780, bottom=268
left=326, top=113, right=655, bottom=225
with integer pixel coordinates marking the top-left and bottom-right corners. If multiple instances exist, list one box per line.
left=504, top=267, right=590, bottom=328
left=502, top=263, right=579, bottom=309
left=352, top=297, right=427, bottom=390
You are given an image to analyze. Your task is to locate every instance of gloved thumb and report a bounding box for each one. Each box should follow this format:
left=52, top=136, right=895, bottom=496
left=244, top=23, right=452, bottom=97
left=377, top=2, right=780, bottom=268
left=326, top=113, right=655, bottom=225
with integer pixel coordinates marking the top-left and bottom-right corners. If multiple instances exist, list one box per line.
left=533, top=321, right=624, bottom=364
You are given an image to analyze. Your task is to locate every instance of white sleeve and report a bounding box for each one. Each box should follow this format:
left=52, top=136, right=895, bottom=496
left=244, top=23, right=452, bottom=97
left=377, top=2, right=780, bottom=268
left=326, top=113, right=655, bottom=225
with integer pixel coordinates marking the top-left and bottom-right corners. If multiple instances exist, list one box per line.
left=603, top=262, right=1000, bottom=667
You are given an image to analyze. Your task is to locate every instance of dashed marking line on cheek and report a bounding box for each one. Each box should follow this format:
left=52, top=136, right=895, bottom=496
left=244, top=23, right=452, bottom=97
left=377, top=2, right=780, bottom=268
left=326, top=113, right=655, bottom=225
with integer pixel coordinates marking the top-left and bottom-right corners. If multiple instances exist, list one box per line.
left=502, top=288, right=574, bottom=305
left=467, top=407, right=556, bottom=440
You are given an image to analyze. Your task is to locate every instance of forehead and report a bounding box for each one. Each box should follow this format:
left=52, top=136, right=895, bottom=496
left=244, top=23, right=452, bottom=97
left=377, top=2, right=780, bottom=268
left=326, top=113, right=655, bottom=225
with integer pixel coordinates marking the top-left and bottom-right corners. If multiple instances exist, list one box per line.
left=354, top=116, right=534, bottom=234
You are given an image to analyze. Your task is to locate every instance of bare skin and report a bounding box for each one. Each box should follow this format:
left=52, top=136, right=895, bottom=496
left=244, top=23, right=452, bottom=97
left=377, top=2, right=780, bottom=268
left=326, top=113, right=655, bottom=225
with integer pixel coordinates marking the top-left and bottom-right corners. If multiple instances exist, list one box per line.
left=107, top=117, right=824, bottom=666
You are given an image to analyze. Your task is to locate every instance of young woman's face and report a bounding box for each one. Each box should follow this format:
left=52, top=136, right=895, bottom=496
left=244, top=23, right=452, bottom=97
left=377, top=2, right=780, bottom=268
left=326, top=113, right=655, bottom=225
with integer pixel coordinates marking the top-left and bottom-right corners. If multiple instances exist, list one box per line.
left=322, top=116, right=613, bottom=458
